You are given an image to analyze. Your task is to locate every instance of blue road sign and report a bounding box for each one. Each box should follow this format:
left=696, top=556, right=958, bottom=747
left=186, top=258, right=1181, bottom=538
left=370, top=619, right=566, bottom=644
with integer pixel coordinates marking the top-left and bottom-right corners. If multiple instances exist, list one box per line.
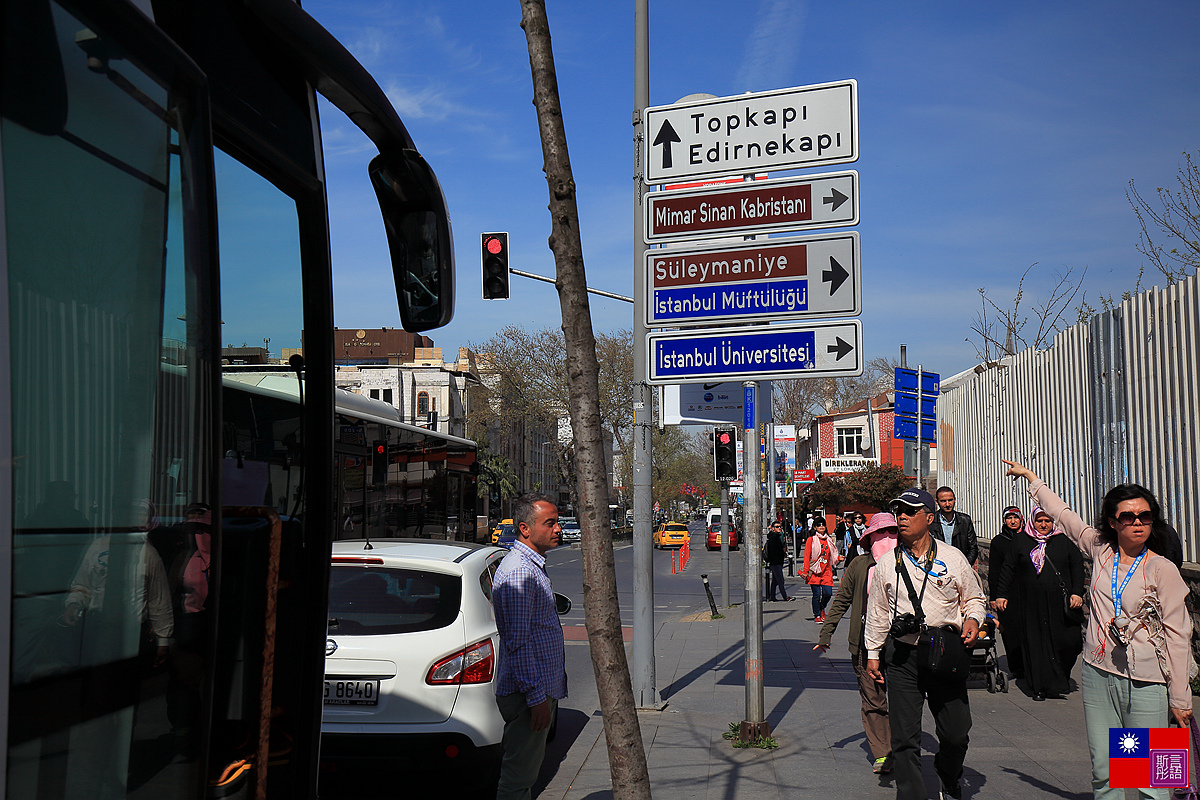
left=893, top=368, right=940, bottom=443
left=893, top=416, right=936, bottom=443
left=894, top=368, right=939, bottom=395
left=894, top=392, right=936, bottom=419
left=744, top=386, right=754, bottom=431
left=647, top=320, right=863, bottom=384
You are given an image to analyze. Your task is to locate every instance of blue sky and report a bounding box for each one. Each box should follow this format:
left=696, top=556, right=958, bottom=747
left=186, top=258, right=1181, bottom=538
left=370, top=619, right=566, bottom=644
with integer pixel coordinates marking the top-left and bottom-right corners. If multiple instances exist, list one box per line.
left=303, top=0, right=1200, bottom=379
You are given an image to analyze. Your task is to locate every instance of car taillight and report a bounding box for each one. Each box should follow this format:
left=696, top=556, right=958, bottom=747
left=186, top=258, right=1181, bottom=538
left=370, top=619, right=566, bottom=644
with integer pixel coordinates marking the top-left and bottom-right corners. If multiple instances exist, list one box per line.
left=426, top=639, right=494, bottom=686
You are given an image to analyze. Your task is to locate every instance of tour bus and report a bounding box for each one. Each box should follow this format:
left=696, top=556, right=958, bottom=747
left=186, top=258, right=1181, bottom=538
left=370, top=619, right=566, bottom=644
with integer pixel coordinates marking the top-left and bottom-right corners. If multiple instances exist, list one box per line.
left=1, top=0, right=456, bottom=797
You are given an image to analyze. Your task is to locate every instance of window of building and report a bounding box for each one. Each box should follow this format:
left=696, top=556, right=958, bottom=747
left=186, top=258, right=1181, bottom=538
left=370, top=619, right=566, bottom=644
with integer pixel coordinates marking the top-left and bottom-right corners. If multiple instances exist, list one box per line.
left=836, top=427, right=863, bottom=456
left=383, top=388, right=393, bottom=405
left=417, top=391, right=429, bottom=416
left=370, top=389, right=380, bottom=400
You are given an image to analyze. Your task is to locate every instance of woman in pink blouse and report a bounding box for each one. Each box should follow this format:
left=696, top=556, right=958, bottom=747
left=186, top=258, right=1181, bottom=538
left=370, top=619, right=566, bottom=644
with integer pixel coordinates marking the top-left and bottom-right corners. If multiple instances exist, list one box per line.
left=1004, top=459, right=1192, bottom=800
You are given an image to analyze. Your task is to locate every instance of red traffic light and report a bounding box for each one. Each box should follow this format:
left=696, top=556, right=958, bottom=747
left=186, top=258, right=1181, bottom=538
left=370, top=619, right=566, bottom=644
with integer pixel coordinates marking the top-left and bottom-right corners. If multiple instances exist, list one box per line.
left=375, top=443, right=386, bottom=455
left=718, top=432, right=731, bottom=445
left=485, top=236, right=504, bottom=255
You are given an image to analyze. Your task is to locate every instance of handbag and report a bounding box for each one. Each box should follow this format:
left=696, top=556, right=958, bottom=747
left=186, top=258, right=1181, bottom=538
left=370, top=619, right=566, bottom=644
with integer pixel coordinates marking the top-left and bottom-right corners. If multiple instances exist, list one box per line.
left=897, top=544, right=970, bottom=679
left=1043, top=549, right=1084, bottom=623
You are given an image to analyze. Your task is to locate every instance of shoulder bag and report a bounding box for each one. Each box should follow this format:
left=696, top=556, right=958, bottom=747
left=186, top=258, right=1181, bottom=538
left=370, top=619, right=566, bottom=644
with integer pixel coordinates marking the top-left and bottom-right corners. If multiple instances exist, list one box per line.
left=1043, top=549, right=1084, bottom=624
left=898, top=543, right=969, bottom=679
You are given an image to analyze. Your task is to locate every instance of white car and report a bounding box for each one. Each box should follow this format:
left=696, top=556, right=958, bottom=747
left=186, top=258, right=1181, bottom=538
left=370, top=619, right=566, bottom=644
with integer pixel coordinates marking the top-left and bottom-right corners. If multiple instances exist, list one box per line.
left=321, top=539, right=510, bottom=788
left=559, top=516, right=582, bottom=543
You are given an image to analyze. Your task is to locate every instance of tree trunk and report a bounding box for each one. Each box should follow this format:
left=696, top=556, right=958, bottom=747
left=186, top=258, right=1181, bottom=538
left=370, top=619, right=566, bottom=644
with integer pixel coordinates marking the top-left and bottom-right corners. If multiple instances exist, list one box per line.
left=517, top=2, right=652, bottom=798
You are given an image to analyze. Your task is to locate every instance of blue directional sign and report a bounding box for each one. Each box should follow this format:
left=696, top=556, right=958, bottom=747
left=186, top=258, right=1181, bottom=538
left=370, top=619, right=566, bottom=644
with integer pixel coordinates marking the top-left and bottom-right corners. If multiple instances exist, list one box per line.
left=893, top=367, right=940, bottom=444
left=647, top=320, right=863, bottom=385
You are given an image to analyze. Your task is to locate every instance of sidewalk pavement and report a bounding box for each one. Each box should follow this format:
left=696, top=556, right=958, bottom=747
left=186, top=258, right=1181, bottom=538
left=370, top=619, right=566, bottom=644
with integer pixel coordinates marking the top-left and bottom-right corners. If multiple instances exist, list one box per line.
left=541, top=586, right=1094, bottom=800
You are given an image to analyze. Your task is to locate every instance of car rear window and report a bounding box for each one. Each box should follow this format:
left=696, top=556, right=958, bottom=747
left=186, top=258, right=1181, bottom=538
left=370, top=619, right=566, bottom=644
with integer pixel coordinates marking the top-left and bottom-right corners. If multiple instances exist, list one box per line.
left=328, top=567, right=461, bottom=635
left=498, top=524, right=516, bottom=539
left=667, top=524, right=688, bottom=532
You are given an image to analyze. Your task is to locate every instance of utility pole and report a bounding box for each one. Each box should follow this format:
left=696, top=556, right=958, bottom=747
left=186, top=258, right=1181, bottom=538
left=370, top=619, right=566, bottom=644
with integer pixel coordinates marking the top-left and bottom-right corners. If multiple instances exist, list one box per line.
left=630, top=0, right=659, bottom=710
left=720, top=484, right=730, bottom=607
left=740, top=381, right=768, bottom=741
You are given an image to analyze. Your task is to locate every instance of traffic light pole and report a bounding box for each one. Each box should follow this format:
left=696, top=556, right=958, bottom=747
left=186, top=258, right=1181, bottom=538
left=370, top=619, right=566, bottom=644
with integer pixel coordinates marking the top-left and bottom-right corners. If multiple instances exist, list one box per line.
left=720, top=483, right=730, bottom=608
left=509, top=268, right=633, bottom=303
left=630, top=0, right=659, bottom=710
left=740, top=381, right=768, bottom=742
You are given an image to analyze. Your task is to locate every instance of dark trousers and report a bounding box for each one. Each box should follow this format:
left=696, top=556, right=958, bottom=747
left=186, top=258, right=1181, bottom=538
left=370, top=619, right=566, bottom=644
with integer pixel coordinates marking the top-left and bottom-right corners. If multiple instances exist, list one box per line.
left=885, top=639, right=972, bottom=799
left=767, top=565, right=789, bottom=600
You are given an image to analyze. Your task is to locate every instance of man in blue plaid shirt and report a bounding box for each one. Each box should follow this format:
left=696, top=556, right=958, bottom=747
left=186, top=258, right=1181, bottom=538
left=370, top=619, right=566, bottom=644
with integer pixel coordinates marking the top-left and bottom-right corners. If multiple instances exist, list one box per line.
left=493, top=493, right=567, bottom=800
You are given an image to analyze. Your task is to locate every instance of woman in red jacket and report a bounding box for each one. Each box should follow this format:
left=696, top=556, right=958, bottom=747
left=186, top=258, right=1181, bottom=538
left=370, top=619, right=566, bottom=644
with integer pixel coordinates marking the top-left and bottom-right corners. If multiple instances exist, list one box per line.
left=803, top=517, right=841, bottom=622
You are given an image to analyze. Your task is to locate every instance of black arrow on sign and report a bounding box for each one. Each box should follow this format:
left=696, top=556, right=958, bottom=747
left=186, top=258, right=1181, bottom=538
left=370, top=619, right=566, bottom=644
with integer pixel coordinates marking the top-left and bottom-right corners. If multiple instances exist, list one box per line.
left=827, top=337, right=854, bottom=361
left=822, top=256, right=849, bottom=295
left=653, top=120, right=681, bottom=170
left=822, top=188, right=849, bottom=212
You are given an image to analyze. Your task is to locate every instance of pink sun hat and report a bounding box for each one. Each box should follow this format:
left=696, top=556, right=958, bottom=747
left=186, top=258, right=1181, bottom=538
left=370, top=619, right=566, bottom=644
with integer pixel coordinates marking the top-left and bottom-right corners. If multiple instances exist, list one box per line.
left=862, top=512, right=898, bottom=541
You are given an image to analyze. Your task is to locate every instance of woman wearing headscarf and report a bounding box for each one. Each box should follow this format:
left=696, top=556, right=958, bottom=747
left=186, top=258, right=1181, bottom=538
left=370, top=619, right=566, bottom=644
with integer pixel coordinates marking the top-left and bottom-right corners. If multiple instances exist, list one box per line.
left=815, top=513, right=899, bottom=774
left=988, top=506, right=1027, bottom=679
left=995, top=505, right=1084, bottom=700
left=1004, top=460, right=1192, bottom=799
left=803, top=516, right=841, bottom=623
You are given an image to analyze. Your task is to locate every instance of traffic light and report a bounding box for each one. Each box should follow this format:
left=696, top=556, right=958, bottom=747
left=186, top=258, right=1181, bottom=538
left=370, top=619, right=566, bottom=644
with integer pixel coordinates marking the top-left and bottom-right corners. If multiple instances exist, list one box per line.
left=481, top=232, right=510, bottom=300
left=372, top=440, right=388, bottom=485
left=713, top=426, right=738, bottom=481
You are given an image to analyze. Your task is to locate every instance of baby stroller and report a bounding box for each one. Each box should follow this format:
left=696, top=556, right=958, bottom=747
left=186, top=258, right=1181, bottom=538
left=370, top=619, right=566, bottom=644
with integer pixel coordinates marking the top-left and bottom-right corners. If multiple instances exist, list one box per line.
left=968, top=615, right=1008, bottom=693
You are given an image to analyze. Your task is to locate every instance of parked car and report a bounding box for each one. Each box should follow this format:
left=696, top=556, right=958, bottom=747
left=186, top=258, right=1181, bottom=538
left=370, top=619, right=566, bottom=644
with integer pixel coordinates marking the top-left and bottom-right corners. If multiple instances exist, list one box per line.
left=653, top=521, right=691, bottom=549
left=705, top=523, right=740, bottom=551
left=490, top=519, right=517, bottom=548
left=559, top=516, right=582, bottom=543
left=322, top=540, right=509, bottom=789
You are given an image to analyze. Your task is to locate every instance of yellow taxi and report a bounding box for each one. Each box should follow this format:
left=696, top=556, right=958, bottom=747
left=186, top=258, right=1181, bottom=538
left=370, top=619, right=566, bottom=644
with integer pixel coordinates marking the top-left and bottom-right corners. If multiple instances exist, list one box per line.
left=653, top=521, right=691, bottom=549
left=490, top=519, right=514, bottom=545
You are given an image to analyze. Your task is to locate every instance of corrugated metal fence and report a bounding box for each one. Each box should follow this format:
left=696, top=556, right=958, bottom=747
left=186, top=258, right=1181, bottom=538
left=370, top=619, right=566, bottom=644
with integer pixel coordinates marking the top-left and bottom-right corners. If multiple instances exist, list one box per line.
left=939, top=272, right=1200, bottom=560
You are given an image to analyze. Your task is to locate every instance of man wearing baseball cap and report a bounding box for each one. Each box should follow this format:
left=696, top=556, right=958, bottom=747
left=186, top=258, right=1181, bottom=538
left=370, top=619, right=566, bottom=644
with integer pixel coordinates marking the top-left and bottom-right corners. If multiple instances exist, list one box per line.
left=863, top=488, right=987, bottom=800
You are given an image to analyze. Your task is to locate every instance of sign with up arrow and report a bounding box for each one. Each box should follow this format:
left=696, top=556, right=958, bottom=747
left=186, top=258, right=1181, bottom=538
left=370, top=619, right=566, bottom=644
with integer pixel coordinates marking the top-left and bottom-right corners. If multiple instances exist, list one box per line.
left=644, top=172, right=857, bottom=243
left=643, top=81, right=858, bottom=185
left=646, top=320, right=863, bottom=385
left=644, top=232, right=860, bottom=327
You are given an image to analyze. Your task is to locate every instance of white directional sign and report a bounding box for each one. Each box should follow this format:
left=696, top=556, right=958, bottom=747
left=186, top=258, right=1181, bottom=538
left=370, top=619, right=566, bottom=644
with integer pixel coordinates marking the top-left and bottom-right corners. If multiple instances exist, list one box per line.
left=646, top=320, right=863, bottom=385
left=645, top=232, right=860, bottom=328
left=644, top=172, right=857, bottom=243
left=644, top=80, right=858, bottom=185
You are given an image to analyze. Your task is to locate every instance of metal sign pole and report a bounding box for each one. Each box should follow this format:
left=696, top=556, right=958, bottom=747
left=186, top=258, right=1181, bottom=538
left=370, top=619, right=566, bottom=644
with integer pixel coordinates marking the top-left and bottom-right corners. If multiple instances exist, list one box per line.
left=915, top=364, right=923, bottom=488
left=740, top=381, right=768, bottom=741
left=630, top=0, right=659, bottom=709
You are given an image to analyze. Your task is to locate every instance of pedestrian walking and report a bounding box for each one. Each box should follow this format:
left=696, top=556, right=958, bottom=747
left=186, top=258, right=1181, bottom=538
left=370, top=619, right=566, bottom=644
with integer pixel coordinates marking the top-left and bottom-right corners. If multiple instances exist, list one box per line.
left=492, top=494, right=567, bottom=800
left=844, top=511, right=868, bottom=566
left=764, top=521, right=793, bottom=602
left=803, top=517, right=840, bottom=622
left=988, top=506, right=1026, bottom=679
left=934, top=487, right=980, bottom=567
left=865, top=488, right=987, bottom=800
left=816, top=512, right=899, bottom=774
left=994, top=506, right=1084, bottom=700
left=1003, top=460, right=1193, bottom=800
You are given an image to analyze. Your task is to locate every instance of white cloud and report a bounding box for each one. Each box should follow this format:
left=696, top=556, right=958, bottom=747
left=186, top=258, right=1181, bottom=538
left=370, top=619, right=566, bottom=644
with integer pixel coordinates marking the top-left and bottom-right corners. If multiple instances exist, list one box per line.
left=736, top=0, right=808, bottom=92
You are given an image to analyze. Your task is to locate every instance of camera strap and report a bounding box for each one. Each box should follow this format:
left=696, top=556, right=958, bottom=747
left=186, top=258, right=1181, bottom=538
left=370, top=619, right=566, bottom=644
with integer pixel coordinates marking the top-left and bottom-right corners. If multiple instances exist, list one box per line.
left=896, top=540, right=934, bottom=628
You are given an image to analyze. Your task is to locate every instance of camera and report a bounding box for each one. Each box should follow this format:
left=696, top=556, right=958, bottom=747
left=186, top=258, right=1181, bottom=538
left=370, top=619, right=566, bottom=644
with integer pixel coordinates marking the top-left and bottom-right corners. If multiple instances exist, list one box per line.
left=889, top=613, right=921, bottom=638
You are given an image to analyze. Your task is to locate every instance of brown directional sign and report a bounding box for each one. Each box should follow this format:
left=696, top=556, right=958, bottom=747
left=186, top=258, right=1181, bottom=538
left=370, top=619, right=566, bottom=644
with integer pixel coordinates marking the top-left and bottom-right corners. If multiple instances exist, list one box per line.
left=644, top=171, right=857, bottom=243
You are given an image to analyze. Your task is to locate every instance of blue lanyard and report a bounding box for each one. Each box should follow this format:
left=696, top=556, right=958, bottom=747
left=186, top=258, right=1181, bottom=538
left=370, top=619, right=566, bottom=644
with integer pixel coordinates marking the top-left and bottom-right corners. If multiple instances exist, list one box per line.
left=1111, top=548, right=1147, bottom=616
left=901, top=546, right=948, bottom=577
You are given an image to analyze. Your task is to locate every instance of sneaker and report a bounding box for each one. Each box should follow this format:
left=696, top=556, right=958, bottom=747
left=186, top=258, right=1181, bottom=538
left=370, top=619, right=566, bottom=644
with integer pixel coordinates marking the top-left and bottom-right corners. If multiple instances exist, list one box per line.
left=872, top=756, right=892, bottom=774
left=815, top=612, right=826, bottom=623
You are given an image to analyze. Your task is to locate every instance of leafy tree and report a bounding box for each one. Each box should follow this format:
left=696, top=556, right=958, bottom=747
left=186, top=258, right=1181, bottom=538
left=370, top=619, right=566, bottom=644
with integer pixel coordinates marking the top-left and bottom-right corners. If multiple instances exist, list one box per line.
left=844, top=463, right=913, bottom=511
left=805, top=474, right=849, bottom=512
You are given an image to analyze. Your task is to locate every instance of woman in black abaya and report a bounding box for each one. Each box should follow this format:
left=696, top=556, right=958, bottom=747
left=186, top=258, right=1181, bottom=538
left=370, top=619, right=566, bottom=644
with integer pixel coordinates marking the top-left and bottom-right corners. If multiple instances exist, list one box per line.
left=995, top=506, right=1085, bottom=700
left=989, top=506, right=1026, bottom=679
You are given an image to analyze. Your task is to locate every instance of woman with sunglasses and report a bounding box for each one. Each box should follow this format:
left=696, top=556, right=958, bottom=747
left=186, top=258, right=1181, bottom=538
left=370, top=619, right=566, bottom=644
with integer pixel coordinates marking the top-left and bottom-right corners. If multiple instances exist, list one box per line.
left=994, top=507, right=1085, bottom=701
left=989, top=506, right=1027, bottom=680
left=1003, top=460, right=1191, bottom=800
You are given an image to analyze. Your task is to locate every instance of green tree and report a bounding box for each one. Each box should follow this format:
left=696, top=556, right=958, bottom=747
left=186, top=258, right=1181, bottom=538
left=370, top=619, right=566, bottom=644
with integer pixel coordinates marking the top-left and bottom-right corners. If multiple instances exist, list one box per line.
left=805, top=474, right=848, bottom=512
left=844, top=463, right=913, bottom=511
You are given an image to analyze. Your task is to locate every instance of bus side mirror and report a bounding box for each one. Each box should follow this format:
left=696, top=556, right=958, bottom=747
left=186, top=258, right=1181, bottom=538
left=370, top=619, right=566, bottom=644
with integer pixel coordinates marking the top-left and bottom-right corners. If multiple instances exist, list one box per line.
left=369, top=150, right=455, bottom=333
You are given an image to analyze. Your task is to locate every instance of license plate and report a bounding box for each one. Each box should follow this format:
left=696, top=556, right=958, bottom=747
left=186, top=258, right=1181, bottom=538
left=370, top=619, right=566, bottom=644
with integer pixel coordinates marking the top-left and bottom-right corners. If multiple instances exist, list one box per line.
left=323, top=679, right=380, bottom=706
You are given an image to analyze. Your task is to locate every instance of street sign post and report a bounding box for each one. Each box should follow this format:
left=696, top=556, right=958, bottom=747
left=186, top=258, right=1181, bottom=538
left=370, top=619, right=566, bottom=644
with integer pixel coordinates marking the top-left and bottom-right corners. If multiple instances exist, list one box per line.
left=644, top=171, right=857, bottom=243
left=644, top=80, right=858, bottom=184
left=894, top=367, right=939, bottom=483
left=647, top=320, right=863, bottom=384
left=645, top=232, right=859, bottom=327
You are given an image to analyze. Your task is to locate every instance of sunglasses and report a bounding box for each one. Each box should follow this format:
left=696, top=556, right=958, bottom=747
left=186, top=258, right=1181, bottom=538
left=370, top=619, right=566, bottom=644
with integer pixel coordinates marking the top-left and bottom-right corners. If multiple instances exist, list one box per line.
left=1113, top=511, right=1155, bottom=526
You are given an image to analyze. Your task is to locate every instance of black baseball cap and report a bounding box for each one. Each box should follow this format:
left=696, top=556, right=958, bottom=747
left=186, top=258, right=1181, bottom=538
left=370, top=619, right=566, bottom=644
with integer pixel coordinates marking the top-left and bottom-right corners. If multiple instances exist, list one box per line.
left=890, top=488, right=936, bottom=512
